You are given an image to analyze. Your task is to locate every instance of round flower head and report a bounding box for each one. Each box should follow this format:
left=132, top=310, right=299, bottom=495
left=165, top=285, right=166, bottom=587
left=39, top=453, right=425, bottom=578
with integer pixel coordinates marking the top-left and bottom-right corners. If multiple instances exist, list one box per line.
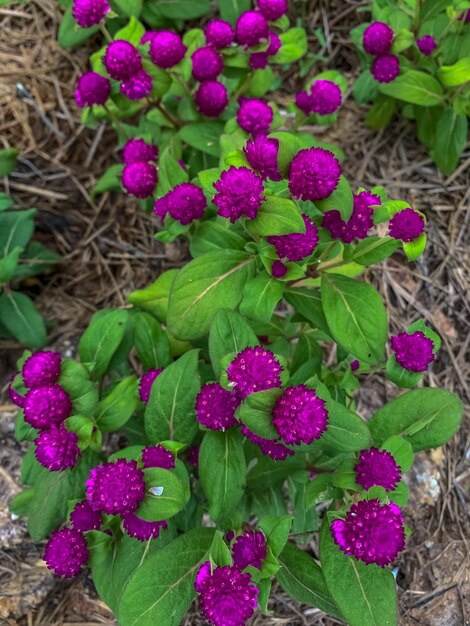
left=139, top=368, right=163, bottom=404
left=195, top=562, right=259, bottom=626
left=250, top=52, right=269, bottom=69
left=237, top=98, right=273, bottom=136
left=195, top=383, right=240, bottom=431
left=295, top=90, right=315, bottom=115
left=235, top=10, right=269, bottom=47
left=167, top=182, right=207, bottom=225
left=153, top=195, right=169, bottom=220
left=272, top=385, right=328, bottom=445
left=310, top=79, right=342, bottom=115
left=371, top=54, right=400, bottom=83
left=323, top=190, right=379, bottom=243
left=86, top=458, right=145, bottom=515
left=227, top=346, right=283, bottom=398
left=122, top=139, right=158, bottom=165
left=271, top=260, right=287, bottom=278
left=243, top=135, right=281, bottom=181
left=417, top=35, right=437, bottom=56
left=122, top=162, right=157, bottom=198
left=350, top=359, right=360, bottom=372
left=355, top=447, right=401, bottom=491
left=331, top=499, right=405, bottom=567
left=191, top=46, right=224, bottom=81
left=120, top=69, right=153, bottom=100
left=70, top=500, right=102, bottom=532
left=213, top=166, right=265, bottom=222
left=35, top=425, right=80, bottom=471
left=149, top=30, right=187, bottom=69
left=267, top=31, right=281, bottom=55
left=363, top=22, right=394, bottom=55
left=232, top=530, right=267, bottom=570
left=205, top=19, right=235, bottom=49
left=241, top=425, right=294, bottom=460
left=22, top=351, right=61, bottom=389
left=44, top=528, right=89, bottom=578
left=267, top=214, right=319, bottom=262
left=122, top=512, right=168, bottom=541
left=141, top=31, right=158, bottom=45
left=257, top=0, right=288, bottom=20
left=75, top=71, right=110, bottom=108
left=104, top=40, right=142, bottom=80
left=72, top=0, right=109, bottom=28
left=142, top=445, right=175, bottom=470
left=195, top=81, right=229, bottom=117
left=289, top=148, right=341, bottom=202
left=391, top=331, right=435, bottom=372
left=23, top=384, right=72, bottom=430
left=388, top=208, right=425, bottom=242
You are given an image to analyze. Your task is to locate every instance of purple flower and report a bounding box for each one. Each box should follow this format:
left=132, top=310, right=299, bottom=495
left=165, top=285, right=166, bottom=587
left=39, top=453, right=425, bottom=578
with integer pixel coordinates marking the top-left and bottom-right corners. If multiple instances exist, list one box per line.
left=295, top=90, right=314, bottom=115
left=289, top=148, right=341, bottom=202
left=34, top=425, right=80, bottom=471
left=232, top=530, right=267, bottom=570
left=213, top=166, right=265, bottom=222
left=195, top=81, right=229, bottom=117
left=195, top=562, right=259, bottom=626
left=122, top=139, right=158, bottom=165
left=139, top=368, right=163, bottom=404
left=85, top=459, right=145, bottom=515
left=257, top=0, right=288, bottom=20
left=267, top=31, right=281, bottom=55
left=310, top=79, right=342, bottom=115
left=267, top=214, right=319, bottom=262
left=355, top=447, right=401, bottom=491
left=70, top=500, right=102, bottom=532
left=416, top=35, right=437, bottom=56
left=243, top=135, right=281, bottom=181
left=75, top=71, right=110, bottom=108
left=350, top=359, right=360, bottom=372
left=149, top=30, right=187, bottom=69
left=235, top=10, right=269, bottom=47
left=8, top=378, right=25, bottom=408
left=22, top=351, right=61, bottom=388
left=120, top=69, right=153, bottom=100
left=272, top=260, right=287, bottom=278
left=72, top=0, right=109, bottom=28
left=154, top=195, right=169, bottom=220
left=192, top=46, right=224, bottom=81
left=205, top=19, right=235, bottom=49
left=104, top=40, right=142, bottom=80
left=227, top=346, right=283, bottom=398
left=23, top=384, right=72, bottom=430
left=142, top=445, right=175, bottom=470
left=122, top=162, right=157, bottom=198
left=167, top=182, right=207, bottom=225
left=195, top=383, right=240, bottom=431
left=237, top=98, right=273, bottom=136
left=187, top=445, right=199, bottom=468
left=363, top=22, right=394, bottom=55
left=241, top=425, right=294, bottom=460
left=272, top=385, right=328, bottom=445
left=371, top=54, right=400, bottom=83
left=44, top=528, right=89, bottom=578
left=122, top=512, right=168, bottom=541
left=323, top=190, right=380, bottom=243
left=250, top=52, right=269, bottom=69
left=388, top=208, right=425, bottom=242
left=141, top=31, right=159, bottom=45
left=331, top=499, right=405, bottom=567
left=390, top=331, right=435, bottom=372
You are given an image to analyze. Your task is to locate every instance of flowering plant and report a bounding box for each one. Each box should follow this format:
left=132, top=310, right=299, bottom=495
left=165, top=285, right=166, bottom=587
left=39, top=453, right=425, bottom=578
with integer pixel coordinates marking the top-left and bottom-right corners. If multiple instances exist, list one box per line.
left=352, top=0, right=470, bottom=173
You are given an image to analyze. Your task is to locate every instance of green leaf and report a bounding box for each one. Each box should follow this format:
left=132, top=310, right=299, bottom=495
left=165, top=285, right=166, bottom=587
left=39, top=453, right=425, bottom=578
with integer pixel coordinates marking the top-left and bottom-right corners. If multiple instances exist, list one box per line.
left=128, top=269, right=178, bottom=322
left=0, top=209, right=35, bottom=257
left=9, top=488, right=34, bottom=517
left=209, top=531, right=233, bottom=567
left=137, top=466, right=189, bottom=520
left=197, top=167, right=222, bottom=196
left=274, top=28, right=307, bottom=63
left=269, top=132, right=303, bottom=176
left=66, top=416, right=94, bottom=449
left=59, top=359, right=99, bottom=415
left=248, top=196, right=304, bottom=236
left=79, top=309, right=129, bottom=379
left=0, top=147, right=19, bottom=176
left=58, top=7, right=99, bottom=49
left=189, top=220, right=247, bottom=257
left=157, top=145, right=188, bottom=195
left=91, top=164, right=124, bottom=196
left=403, top=233, right=427, bottom=262
left=0, top=246, right=23, bottom=283
left=381, top=435, right=414, bottom=472
left=179, top=122, right=224, bottom=157
left=236, top=389, right=281, bottom=440
left=364, top=98, right=397, bottom=130
left=379, top=71, right=443, bottom=106
left=315, top=175, right=354, bottom=221
left=319, top=399, right=372, bottom=453
left=284, top=287, right=330, bottom=335
left=386, top=355, right=422, bottom=388
left=86, top=530, right=114, bottom=568
left=12, top=241, right=59, bottom=281
left=0, top=192, right=14, bottom=211
left=95, top=376, right=139, bottom=432
left=218, top=0, right=251, bottom=23
left=114, top=16, right=145, bottom=45
left=353, top=70, right=378, bottom=104
left=208, top=308, right=258, bottom=377
left=431, top=109, right=468, bottom=174
left=109, top=0, right=142, bottom=17
left=0, top=291, right=46, bottom=348
left=352, top=236, right=400, bottom=266
left=133, top=311, right=171, bottom=369
left=247, top=454, right=304, bottom=490
left=240, top=271, right=284, bottom=322
left=438, top=58, right=470, bottom=87
left=157, top=0, right=210, bottom=19
left=259, top=515, right=292, bottom=558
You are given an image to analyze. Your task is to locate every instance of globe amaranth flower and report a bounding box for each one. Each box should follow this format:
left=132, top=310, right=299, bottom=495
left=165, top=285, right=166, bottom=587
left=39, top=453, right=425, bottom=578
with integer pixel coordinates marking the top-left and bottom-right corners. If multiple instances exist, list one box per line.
left=243, top=135, right=281, bottom=181
left=149, top=30, right=187, bottom=69
left=141, top=31, right=158, bottom=45
left=187, top=445, right=199, bottom=468
left=122, top=162, right=157, bottom=198
left=417, top=35, right=437, bottom=56
left=142, top=444, right=175, bottom=470
left=241, top=425, right=294, bottom=460
left=331, top=499, right=405, bottom=567
left=213, top=166, right=265, bottom=222
left=371, top=54, right=400, bottom=83
left=22, top=351, right=61, bottom=388
left=86, top=458, right=145, bottom=515
left=195, top=562, right=259, bottom=626
left=257, top=0, right=288, bottom=21
left=272, top=385, right=328, bottom=446
left=120, top=69, right=153, bottom=100
left=310, top=79, right=342, bottom=115
left=391, top=331, right=435, bottom=372
left=23, top=384, right=72, bottom=430
left=153, top=195, right=169, bottom=220
left=232, top=530, right=267, bottom=570
left=227, top=346, right=283, bottom=398
left=267, top=31, right=281, bottom=55
left=237, top=98, right=273, bottom=136
left=195, top=383, right=240, bottom=431
left=104, top=40, right=142, bottom=80
left=289, top=148, right=341, bottom=202
left=295, top=90, right=315, bottom=115
left=44, top=528, right=89, bottom=578
left=191, top=46, right=224, bottom=81
left=122, top=512, right=168, bottom=541
left=323, top=190, right=380, bottom=243
left=166, top=182, right=207, bottom=225
left=267, top=214, right=319, bottom=262
left=195, top=81, right=229, bottom=117
left=205, top=19, right=235, bottom=49
left=271, top=260, right=288, bottom=278
left=35, top=425, right=80, bottom=471
left=350, top=359, right=360, bottom=372
left=70, top=500, right=102, bottom=532
left=235, top=10, right=269, bottom=47
left=388, top=208, right=425, bottom=242
left=355, top=447, right=401, bottom=491
left=72, top=0, right=109, bottom=28
left=363, top=22, right=394, bottom=55
left=122, top=139, right=158, bottom=165
left=75, top=71, right=110, bottom=108
left=249, top=52, right=269, bottom=69
left=139, top=368, right=163, bottom=404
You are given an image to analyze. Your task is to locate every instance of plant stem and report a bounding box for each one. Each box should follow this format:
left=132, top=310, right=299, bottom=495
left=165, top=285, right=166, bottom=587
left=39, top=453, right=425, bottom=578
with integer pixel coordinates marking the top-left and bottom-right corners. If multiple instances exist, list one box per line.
left=99, top=22, right=113, bottom=43
left=153, top=98, right=183, bottom=129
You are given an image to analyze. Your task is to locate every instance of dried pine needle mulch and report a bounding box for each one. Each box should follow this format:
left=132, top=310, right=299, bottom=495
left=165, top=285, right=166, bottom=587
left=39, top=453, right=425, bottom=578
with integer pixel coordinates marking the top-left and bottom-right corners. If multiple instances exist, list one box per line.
left=0, top=1, right=469, bottom=625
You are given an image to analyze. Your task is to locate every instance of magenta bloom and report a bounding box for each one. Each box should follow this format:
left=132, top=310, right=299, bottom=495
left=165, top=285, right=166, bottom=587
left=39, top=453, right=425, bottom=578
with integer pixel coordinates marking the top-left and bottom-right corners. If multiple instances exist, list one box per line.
left=331, top=499, right=405, bottom=567
left=289, top=148, right=341, bottom=202
left=295, top=90, right=314, bottom=115
left=149, top=30, right=187, bottom=69
left=139, top=368, right=163, bottom=404
left=195, top=562, right=259, bottom=626
left=122, top=139, right=158, bottom=165
left=205, top=19, right=235, bottom=49
left=257, top=0, right=288, bottom=20
left=243, top=135, right=281, bottom=181
left=272, top=385, right=328, bottom=446
left=187, top=445, right=199, bottom=468
left=23, top=384, right=72, bottom=430
left=237, top=98, right=273, bottom=136
left=232, top=530, right=267, bottom=570
left=195, top=383, right=240, bottom=431
left=120, top=69, right=153, bottom=100
left=241, top=425, right=294, bottom=460
left=227, top=346, right=283, bottom=399
left=104, top=40, right=142, bottom=80
left=191, top=46, right=224, bottom=81
left=363, top=22, right=394, bottom=55
left=72, top=0, right=109, bottom=28
left=250, top=52, right=269, bottom=69
left=310, top=79, right=342, bottom=115
left=153, top=195, right=169, bottom=220
left=195, top=81, right=229, bottom=117
left=235, top=10, right=269, bottom=47
left=141, top=31, right=158, bottom=45
left=122, top=162, right=157, bottom=198
left=267, top=31, right=281, bottom=55
left=388, top=208, right=425, bottom=242
left=323, top=190, right=379, bottom=243
left=167, top=182, right=207, bottom=225
left=70, top=500, right=102, bottom=532
left=271, top=260, right=287, bottom=278
left=75, top=71, right=110, bottom=108
left=267, top=214, right=319, bottom=262
left=391, top=331, right=435, bottom=372
left=86, top=459, right=145, bottom=515
left=142, top=445, right=175, bottom=470
left=34, top=425, right=80, bottom=471
left=213, top=166, right=265, bottom=222
left=350, top=359, right=360, bottom=372
left=417, top=35, right=437, bottom=56
left=122, top=512, right=168, bottom=541
left=371, top=54, right=400, bottom=83
left=355, top=447, right=401, bottom=491
left=22, top=351, right=61, bottom=388
left=44, top=528, right=89, bottom=578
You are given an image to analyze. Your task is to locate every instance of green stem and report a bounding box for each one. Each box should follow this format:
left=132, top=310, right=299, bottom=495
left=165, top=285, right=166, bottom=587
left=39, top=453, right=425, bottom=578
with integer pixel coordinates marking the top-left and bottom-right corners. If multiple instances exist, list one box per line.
left=234, top=72, right=254, bottom=100
left=103, top=103, right=128, bottom=138
left=169, top=71, right=193, bottom=98
left=99, top=22, right=113, bottom=44
left=153, top=98, right=183, bottom=129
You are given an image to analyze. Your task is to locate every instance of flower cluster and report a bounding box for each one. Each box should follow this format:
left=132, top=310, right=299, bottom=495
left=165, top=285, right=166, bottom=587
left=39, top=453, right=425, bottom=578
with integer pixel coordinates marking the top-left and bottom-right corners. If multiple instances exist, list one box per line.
left=362, top=22, right=400, bottom=84
left=323, top=191, right=379, bottom=243
left=153, top=182, right=207, bottom=225
left=296, top=79, right=342, bottom=116
left=121, top=138, right=159, bottom=199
